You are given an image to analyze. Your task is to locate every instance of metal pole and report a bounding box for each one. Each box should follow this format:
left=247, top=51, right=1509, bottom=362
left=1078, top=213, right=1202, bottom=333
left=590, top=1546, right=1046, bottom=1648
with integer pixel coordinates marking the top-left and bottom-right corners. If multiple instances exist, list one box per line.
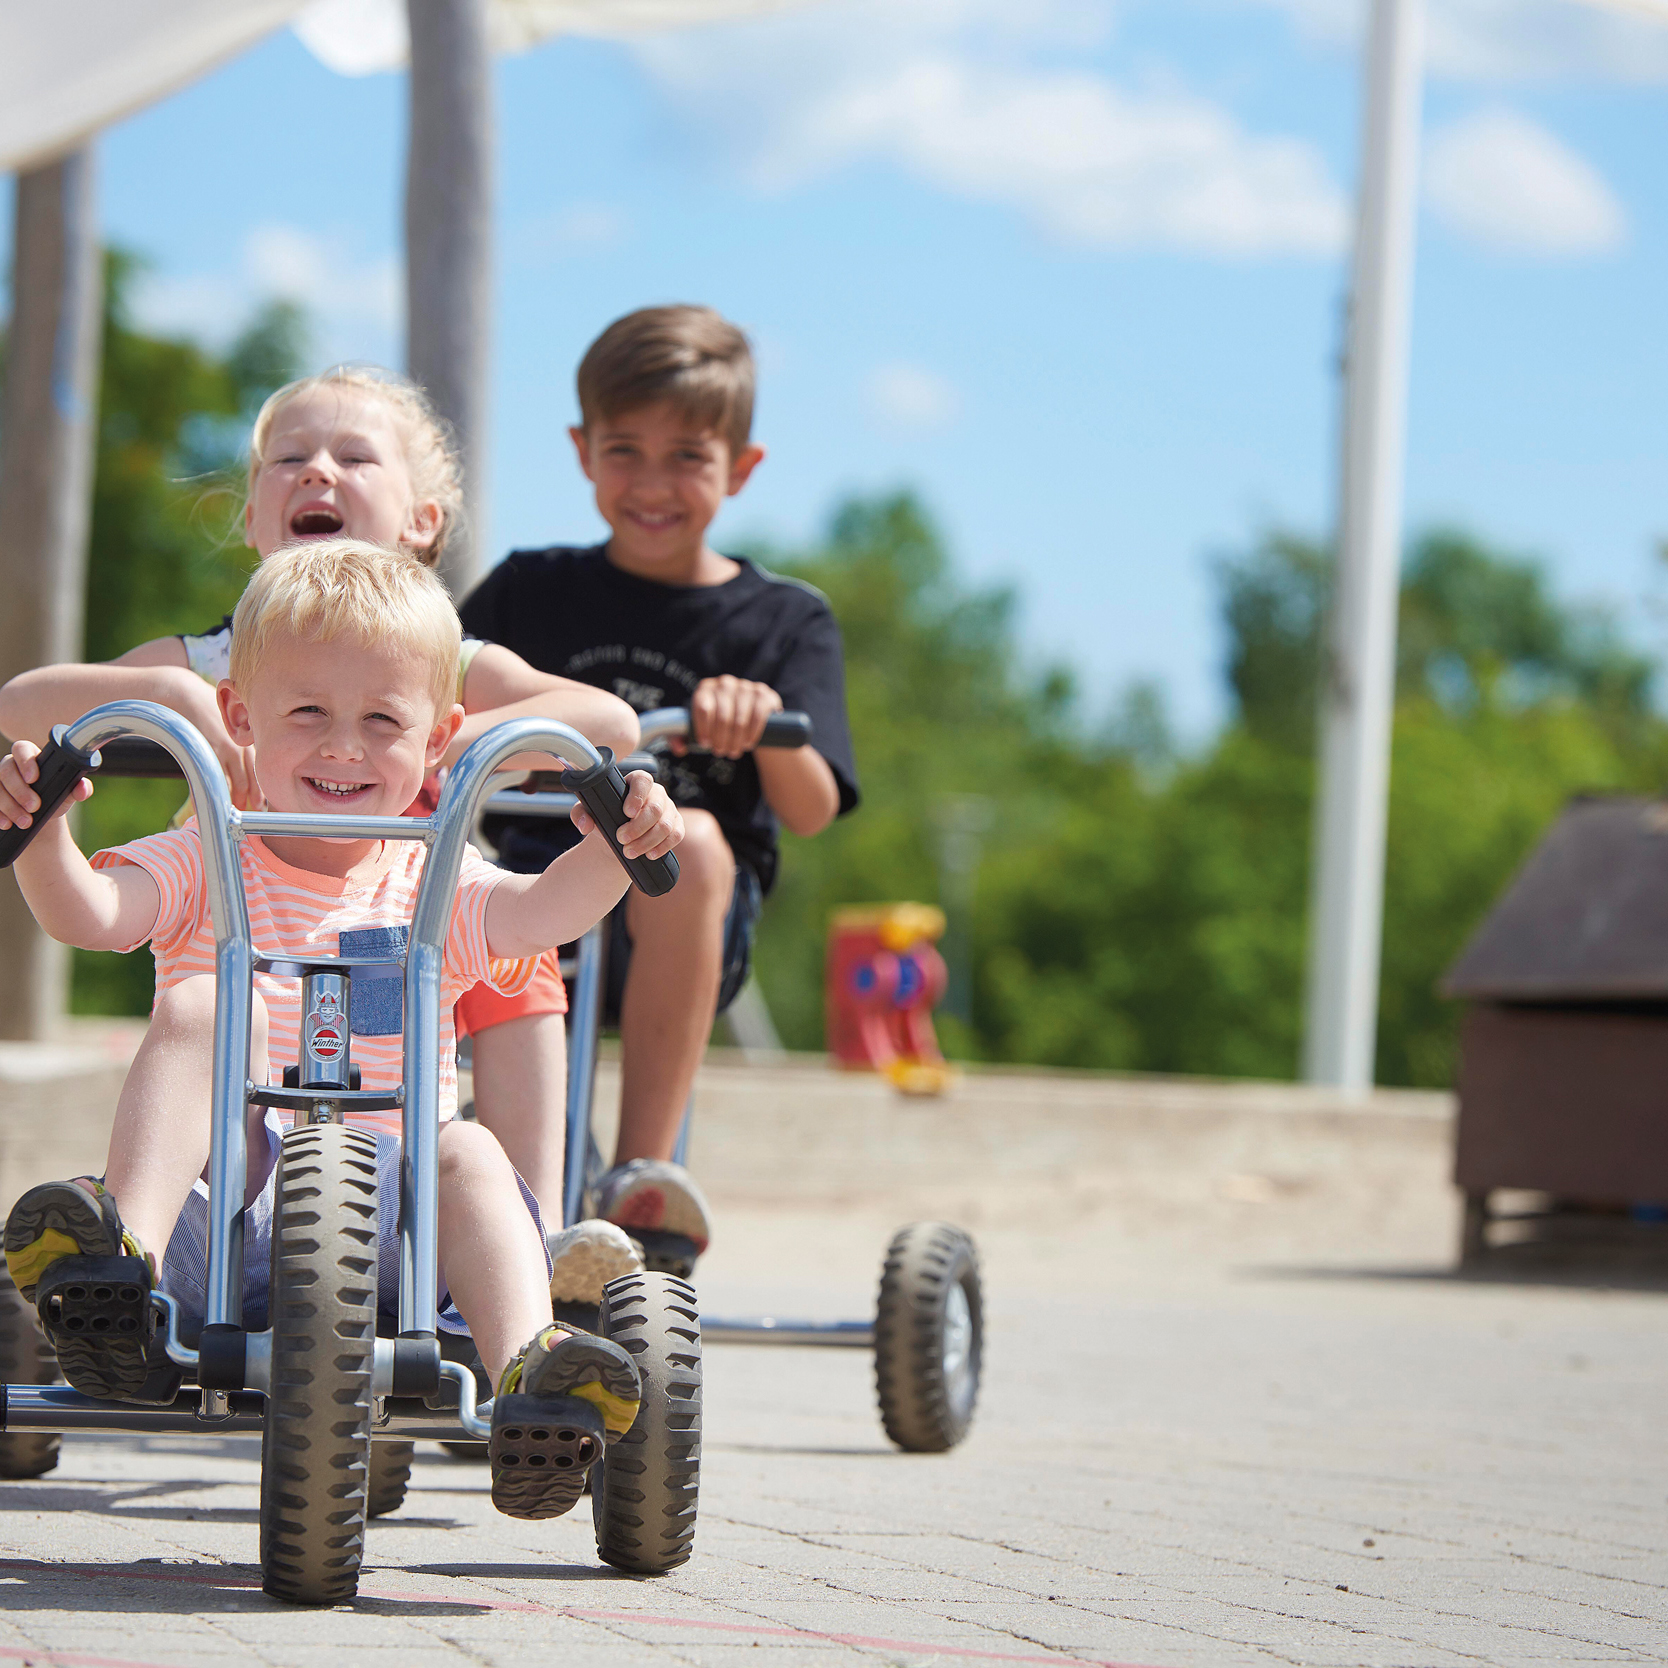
left=1302, top=0, right=1424, bottom=1093
left=405, top=0, right=493, bottom=597
left=0, top=148, right=103, bottom=1041
left=935, top=795, right=993, bottom=1030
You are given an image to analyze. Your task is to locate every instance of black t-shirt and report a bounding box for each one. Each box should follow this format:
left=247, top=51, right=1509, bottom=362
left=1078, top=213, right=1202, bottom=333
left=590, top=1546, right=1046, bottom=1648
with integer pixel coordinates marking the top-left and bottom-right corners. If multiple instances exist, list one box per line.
left=459, top=544, right=859, bottom=892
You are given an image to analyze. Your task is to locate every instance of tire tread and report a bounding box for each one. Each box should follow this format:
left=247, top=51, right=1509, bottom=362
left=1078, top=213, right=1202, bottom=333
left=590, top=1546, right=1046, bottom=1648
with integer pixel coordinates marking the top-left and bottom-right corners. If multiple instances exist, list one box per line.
left=259, top=1123, right=379, bottom=1604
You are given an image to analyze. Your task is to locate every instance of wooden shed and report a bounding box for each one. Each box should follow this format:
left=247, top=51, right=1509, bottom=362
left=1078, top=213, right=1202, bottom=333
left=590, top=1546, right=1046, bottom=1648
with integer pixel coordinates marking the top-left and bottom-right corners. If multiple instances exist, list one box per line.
left=1443, top=795, right=1668, bottom=1262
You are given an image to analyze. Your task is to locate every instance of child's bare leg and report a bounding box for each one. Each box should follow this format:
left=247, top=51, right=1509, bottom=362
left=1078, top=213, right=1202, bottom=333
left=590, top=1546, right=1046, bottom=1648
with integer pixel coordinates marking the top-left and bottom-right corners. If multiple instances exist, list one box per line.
left=468, top=1013, right=567, bottom=1223
left=103, top=974, right=271, bottom=1256
left=614, top=809, right=734, bottom=1164
left=435, top=1119, right=550, bottom=1385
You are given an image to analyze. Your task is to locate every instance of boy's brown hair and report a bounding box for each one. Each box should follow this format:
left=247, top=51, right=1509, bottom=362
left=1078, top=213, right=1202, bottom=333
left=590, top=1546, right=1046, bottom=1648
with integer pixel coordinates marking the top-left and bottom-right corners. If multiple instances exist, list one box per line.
left=577, top=305, right=755, bottom=454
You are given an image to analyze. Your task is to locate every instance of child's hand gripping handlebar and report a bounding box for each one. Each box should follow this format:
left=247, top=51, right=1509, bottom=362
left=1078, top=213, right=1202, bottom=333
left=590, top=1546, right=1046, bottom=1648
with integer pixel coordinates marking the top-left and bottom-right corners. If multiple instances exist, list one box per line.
left=557, top=747, right=681, bottom=899
left=0, top=730, right=102, bottom=869
left=0, top=732, right=188, bottom=868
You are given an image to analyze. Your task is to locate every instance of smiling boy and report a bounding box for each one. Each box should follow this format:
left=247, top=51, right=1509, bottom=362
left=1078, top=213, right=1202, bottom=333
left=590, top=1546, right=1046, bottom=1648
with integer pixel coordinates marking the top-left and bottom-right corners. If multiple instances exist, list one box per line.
left=461, top=306, right=860, bottom=1274
left=0, top=541, right=682, bottom=1519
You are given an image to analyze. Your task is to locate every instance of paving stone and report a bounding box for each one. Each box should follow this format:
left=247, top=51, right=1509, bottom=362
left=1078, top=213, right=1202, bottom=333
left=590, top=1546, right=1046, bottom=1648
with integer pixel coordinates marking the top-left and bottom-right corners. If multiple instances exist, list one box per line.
left=2, top=1064, right=1665, bottom=1666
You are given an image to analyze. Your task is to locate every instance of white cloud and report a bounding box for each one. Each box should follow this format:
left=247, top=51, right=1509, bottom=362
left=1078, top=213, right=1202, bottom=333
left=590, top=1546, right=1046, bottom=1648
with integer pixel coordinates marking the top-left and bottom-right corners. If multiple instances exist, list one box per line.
left=1424, top=108, right=1627, bottom=254
left=131, top=223, right=401, bottom=362
left=1243, top=0, right=1668, bottom=83
left=634, top=1, right=1348, bottom=257
left=865, top=363, right=961, bottom=429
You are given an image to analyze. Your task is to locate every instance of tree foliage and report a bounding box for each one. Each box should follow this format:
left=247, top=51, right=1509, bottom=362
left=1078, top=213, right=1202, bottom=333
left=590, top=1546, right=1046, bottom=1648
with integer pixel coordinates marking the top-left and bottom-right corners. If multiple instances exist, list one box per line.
left=52, top=276, right=1661, bottom=1088
left=753, top=506, right=1667, bottom=1088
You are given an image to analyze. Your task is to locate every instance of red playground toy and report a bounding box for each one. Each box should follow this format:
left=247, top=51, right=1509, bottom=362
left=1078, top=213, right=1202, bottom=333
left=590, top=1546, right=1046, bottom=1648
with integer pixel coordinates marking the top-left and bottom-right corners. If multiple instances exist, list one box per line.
left=826, top=903, right=952, bottom=1095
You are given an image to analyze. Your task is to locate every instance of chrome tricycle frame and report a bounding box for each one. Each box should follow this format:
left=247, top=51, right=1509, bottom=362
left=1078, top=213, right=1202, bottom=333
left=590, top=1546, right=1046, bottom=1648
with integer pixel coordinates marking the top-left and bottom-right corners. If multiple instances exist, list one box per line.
left=1, top=698, right=615, bottom=1444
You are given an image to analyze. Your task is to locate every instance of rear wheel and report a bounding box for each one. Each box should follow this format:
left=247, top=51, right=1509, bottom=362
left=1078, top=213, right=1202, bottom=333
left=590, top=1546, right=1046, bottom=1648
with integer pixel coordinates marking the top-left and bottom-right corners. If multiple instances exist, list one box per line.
left=874, top=1222, right=982, bottom=1453
left=0, top=1260, right=60, bottom=1479
left=592, top=1271, right=701, bottom=1573
left=367, top=1441, right=414, bottom=1517
left=259, top=1123, right=379, bottom=1604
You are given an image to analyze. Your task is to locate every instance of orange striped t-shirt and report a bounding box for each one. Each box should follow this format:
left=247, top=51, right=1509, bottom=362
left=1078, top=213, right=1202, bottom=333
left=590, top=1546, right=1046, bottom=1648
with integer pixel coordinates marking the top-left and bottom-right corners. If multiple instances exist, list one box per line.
left=91, top=826, right=538, bottom=1134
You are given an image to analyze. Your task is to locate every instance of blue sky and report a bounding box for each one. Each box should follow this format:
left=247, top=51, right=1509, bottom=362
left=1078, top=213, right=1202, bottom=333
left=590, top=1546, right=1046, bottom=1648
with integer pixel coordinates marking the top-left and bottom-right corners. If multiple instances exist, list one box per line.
left=5, top=0, right=1665, bottom=736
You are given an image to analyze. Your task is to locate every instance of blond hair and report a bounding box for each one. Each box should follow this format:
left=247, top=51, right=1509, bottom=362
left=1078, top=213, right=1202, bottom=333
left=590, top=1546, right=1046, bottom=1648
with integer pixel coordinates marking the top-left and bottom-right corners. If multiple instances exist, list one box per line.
left=246, top=367, right=465, bottom=569
left=577, top=305, right=755, bottom=453
left=230, top=539, right=461, bottom=713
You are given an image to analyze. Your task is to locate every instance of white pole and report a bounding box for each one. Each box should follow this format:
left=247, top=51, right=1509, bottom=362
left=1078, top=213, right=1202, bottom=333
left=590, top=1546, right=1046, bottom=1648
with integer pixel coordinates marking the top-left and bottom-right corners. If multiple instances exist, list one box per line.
left=0, top=147, right=103, bottom=1040
left=1302, top=0, right=1424, bottom=1093
left=405, top=0, right=493, bottom=598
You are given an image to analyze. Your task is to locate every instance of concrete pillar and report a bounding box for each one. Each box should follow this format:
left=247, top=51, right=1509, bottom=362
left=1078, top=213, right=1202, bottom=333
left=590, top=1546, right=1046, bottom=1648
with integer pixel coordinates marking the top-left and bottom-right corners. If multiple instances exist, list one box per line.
left=405, top=0, right=493, bottom=597
left=1302, top=0, right=1424, bottom=1092
left=0, top=148, right=103, bottom=1041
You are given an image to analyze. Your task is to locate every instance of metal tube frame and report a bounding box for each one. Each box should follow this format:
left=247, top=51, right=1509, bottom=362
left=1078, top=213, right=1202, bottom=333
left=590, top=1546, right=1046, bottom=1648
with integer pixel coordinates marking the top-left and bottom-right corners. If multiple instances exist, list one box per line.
left=0, top=700, right=606, bottom=1438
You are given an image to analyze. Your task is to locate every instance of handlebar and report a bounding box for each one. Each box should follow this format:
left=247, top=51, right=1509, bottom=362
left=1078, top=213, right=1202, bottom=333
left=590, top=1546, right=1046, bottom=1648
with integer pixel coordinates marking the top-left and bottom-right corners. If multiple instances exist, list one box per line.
left=635, top=707, right=812, bottom=752
left=483, top=708, right=813, bottom=826
left=0, top=715, right=680, bottom=899
left=0, top=730, right=100, bottom=868
left=93, top=737, right=186, bottom=778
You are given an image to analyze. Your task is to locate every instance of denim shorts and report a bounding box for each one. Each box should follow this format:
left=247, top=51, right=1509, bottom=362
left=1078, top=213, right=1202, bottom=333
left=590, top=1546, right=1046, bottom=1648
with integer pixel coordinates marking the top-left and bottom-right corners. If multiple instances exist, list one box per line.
left=158, top=1111, right=546, bottom=1336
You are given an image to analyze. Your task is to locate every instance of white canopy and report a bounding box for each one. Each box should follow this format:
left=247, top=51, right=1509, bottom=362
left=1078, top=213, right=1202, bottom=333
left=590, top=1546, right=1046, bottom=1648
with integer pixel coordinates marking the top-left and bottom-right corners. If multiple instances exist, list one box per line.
left=0, top=0, right=806, bottom=173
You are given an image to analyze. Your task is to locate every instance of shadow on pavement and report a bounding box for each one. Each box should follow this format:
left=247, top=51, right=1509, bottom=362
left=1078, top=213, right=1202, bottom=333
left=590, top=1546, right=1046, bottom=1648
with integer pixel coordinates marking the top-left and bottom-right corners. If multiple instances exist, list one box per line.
left=404, top=1561, right=631, bottom=1584
left=0, top=1555, right=518, bottom=1616
left=707, top=1442, right=898, bottom=1458
left=0, top=1476, right=243, bottom=1520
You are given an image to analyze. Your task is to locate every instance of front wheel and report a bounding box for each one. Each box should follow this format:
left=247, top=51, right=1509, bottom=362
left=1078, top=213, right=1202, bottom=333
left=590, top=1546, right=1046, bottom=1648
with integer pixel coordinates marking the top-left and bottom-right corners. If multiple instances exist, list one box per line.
left=874, top=1222, right=982, bottom=1453
left=592, top=1271, right=701, bottom=1573
left=259, top=1123, right=380, bottom=1604
left=0, top=1260, right=60, bottom=1480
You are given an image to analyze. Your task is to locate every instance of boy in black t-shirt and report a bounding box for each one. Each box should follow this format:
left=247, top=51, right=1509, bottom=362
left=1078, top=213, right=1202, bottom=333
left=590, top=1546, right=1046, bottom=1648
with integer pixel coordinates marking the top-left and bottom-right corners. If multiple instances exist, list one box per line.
left=461, top=306, right=859, bottom=1274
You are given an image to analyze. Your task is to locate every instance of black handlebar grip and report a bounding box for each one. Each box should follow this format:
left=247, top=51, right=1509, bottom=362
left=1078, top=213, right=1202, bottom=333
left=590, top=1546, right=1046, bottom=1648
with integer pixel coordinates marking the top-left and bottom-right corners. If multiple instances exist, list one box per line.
left=760, top=711, right=812, bottom=748
left=0, top=731, right=100, bottom=869
left=557, top=748, right=680, bottom=898
left=92, top=737, right=184, bottom=779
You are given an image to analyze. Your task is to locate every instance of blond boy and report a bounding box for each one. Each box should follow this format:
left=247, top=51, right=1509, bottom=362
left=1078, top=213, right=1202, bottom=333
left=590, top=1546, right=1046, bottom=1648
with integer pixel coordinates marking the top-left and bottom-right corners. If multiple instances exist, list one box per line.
left=0, top=541, right=681, bottom=1520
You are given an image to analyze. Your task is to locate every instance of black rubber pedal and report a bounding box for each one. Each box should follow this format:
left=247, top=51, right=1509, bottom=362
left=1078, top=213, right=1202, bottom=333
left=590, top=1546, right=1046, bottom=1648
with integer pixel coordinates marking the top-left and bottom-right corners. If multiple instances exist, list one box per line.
left=490, top=1392, right=605, bottom=1520
left=35, top=1255, right=155, bottom=1401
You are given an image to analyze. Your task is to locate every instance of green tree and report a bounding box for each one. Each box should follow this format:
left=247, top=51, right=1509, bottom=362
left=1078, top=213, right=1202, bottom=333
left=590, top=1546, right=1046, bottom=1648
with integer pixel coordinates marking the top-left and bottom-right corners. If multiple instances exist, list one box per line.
left=745, top=494, right=1078, bottom=1051
left=754, top=501, right=1668, bottom=1088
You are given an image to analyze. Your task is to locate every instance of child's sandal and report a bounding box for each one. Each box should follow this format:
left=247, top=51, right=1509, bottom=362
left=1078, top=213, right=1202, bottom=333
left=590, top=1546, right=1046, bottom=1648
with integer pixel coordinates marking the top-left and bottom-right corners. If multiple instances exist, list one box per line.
left=5, top=1179, right=162, bottom=1403
left=490, top=1325, right=642, bottom=1521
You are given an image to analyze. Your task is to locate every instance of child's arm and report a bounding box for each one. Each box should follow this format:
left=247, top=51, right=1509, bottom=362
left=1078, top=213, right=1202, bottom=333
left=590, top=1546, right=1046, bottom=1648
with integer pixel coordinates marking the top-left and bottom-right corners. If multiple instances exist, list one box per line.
left=0, top=637, right=260, bottom=811
left=484, top=771, right=683, bottom=958
left=447, top=645, right=641, bottom=769
left=688, top=675, right=841, bottom=837
left=0, top=742, right=161, bottom=951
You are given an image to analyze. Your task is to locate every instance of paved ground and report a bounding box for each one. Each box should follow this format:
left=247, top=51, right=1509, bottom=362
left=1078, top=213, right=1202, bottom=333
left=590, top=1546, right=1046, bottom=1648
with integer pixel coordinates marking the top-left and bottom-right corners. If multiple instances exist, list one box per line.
left=1, top=1057, right=1666, bottom=1666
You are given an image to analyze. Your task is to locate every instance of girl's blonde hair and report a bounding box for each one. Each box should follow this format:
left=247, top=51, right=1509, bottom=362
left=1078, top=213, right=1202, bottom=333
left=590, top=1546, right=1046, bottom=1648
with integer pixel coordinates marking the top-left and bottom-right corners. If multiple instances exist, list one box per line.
left=246, top=366, right=465, bottom=569
left=230, top=539, right=461, bottom=713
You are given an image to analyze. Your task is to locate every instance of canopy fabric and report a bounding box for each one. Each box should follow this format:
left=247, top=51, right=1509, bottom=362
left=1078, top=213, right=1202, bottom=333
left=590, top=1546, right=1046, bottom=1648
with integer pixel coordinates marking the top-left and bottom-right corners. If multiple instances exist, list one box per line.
left=0, top=0, right=814, bottom=175
left=296, top=0, right=807, bottom=76
left=0, top=0, right=307, bottom=173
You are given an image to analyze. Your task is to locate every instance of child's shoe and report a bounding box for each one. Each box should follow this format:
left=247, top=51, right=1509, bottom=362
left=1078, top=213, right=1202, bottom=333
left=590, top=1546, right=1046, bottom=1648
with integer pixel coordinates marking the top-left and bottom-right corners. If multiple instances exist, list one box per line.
left=547, top=1219, right=643, bottom=1306
left=490, top=1325, right=641, bottom=1520
left=593, top=1158, right=710, bottom=1279
left=4, top=1179, right=160, bottom=1401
